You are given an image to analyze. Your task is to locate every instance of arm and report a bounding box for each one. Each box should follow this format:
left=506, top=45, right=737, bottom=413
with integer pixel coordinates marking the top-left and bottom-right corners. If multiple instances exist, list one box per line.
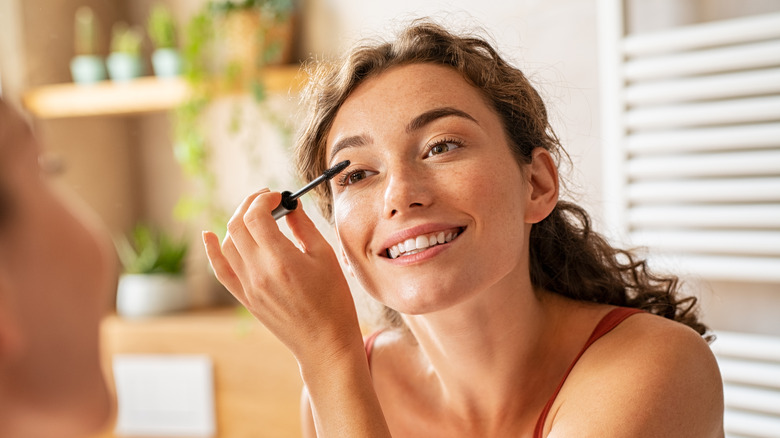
left=300, top=352, right=390, bottom=438
left=203, top=190, right=391, bottom=437
left=545, top=314, right=724, bottom=438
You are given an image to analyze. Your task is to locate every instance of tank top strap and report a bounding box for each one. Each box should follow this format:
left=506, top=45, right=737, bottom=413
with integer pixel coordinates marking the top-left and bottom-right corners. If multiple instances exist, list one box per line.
left=533, top=307, right=645, bottom=438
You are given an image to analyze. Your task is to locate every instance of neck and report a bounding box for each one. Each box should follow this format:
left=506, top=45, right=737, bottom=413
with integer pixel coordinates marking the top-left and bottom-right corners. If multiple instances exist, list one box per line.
left=401, top=280, right=572, bottom=431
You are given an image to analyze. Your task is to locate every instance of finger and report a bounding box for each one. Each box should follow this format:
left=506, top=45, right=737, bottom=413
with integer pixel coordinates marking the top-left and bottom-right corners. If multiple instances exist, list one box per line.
left=242, top=191, right=299, bottom=252
left=285, top=200, right=331, bottom=255
left=227, top=189, right=278, bottom=259
left=226, top=188, right=270, bottom=243
left=202, top=230, right=246, bottom=304
left=220, top=233, right=251, bottom=287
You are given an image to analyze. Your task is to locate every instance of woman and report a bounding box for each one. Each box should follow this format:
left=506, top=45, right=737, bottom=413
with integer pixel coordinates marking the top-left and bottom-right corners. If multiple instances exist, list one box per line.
left=0, top=99, right=115, bottom=436
left=203, top=21, right=724, bottom=437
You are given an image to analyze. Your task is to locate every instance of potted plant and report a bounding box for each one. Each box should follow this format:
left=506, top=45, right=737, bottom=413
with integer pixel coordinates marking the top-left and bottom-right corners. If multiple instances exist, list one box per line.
left=147, top=3, right=182, bottom=78
left=107, top=22, right=144, bottom=82
left=115, top=224, right=190, bottom=318
left=209, top=0, right=296, bottom=87
left=70, top=6, right=106, bottom=85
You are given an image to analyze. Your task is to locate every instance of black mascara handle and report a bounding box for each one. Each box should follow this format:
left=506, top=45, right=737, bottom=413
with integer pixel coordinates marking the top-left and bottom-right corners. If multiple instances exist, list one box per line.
left=269, top=160, right=350, bottom=221
left=271, top=191, right=298, bottom=220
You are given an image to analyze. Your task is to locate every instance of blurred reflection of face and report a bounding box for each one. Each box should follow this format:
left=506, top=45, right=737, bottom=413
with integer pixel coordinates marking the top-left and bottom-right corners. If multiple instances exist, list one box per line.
left=326, top=64, right=531, bottom=315
left=0, top=102, right=114, bottom=434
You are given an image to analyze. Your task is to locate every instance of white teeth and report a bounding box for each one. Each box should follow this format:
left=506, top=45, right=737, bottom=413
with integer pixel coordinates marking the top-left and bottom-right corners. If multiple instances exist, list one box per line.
left=387, top=229, right=460, bottom=259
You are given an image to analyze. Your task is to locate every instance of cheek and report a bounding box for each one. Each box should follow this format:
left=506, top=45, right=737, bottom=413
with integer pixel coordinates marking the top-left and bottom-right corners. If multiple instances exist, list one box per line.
left=333, top=193, right=385, bottom=293
left=334, top=194, right=371, bottom=261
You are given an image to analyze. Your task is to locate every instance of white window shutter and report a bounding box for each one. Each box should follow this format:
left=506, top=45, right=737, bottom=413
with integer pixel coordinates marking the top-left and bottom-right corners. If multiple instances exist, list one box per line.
left=598, top=0, right=780, bottom=282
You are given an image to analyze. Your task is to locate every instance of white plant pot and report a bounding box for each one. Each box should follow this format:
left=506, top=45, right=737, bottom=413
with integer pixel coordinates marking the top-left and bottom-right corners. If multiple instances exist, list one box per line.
left=70, top=55, right=106, bottom=84
left=116, top=273, right=189, bottom=318
left=151, top=48, right=182, bottom=78
left=106, top=52, right=144, bottom=82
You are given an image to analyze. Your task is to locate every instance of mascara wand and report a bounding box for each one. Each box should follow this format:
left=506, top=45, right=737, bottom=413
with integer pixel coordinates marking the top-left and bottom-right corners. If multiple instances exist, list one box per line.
left=271, top=160, right=350, bottom=220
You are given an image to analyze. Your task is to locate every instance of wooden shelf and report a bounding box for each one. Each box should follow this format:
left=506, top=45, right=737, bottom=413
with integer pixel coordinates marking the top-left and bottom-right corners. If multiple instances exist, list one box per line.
left=22, top=64, right=306, bottom=119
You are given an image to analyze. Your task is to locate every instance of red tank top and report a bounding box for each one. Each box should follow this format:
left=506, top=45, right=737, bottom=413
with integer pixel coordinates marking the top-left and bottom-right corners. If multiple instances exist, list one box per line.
left=533, top=307, right=644, bottom=437
left=363, top=307, right=644, bottom=437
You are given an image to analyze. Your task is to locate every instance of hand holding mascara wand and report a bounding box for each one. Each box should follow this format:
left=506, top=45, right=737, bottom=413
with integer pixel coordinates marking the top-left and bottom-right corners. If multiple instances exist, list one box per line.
left=271, top=160, right=350, bottom=220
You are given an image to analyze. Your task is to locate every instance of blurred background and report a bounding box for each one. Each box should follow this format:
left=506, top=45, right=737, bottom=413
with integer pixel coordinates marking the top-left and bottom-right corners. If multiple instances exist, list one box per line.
left=1, top=0, right=778, bottom=437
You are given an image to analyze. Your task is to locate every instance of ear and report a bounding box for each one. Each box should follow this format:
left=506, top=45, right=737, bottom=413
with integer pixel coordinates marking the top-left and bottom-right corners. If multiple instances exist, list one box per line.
left=524, top=147, right=559, bottom=224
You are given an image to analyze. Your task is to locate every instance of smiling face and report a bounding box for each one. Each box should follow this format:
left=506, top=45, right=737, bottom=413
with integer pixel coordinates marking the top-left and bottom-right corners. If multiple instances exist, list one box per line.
left=326, top=63, right=537, bottom=315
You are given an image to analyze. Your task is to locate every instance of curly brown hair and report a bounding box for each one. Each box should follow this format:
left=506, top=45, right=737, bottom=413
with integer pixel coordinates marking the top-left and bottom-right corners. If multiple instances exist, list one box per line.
left=293, top=20, right=709, bottom=339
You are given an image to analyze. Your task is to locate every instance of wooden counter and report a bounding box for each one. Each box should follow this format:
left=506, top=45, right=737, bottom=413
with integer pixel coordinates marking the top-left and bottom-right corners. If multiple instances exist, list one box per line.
left=89, top=307, right=303, bottom=438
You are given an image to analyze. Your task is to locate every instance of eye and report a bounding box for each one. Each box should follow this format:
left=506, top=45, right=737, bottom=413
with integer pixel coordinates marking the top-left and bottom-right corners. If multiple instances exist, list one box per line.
left=425, top=139, right=461, bottom=157
left=337, top=169, right=374, bottom=187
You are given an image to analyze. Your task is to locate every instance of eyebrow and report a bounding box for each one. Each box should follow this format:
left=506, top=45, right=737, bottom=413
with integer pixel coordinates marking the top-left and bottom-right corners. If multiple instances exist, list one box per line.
left=406, top=106, right=478, bottom=133
left=329, top=134, right=372, bottom=166
left=328, top=106, right=478, bottom=164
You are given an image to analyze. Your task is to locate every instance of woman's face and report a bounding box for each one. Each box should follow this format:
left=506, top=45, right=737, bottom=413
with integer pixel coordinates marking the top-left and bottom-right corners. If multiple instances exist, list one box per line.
left=0, top=103, right=114, bottom=429
left=326, top=63, right=536, bottom=315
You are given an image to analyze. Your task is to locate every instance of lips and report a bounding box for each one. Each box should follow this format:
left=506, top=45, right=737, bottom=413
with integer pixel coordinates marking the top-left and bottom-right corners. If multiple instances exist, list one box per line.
left=385, top=228, right=463, bottom=259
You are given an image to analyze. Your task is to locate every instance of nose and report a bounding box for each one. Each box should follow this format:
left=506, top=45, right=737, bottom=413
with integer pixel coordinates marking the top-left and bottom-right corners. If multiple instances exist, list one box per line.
left=382, top=165, right=432, bottom=218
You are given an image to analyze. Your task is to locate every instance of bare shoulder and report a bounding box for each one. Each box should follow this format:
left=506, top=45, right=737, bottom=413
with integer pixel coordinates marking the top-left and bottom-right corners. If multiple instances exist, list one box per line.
left=547, top=312, right=724, bottom=438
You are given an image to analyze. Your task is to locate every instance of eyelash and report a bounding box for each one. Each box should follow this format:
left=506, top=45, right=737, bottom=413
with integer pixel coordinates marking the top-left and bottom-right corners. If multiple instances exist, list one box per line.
left=336, top=137, right=464, bottom=187
left=424, top=137, right=463, bottom=157
left=337, top=168, right=366, bottom=187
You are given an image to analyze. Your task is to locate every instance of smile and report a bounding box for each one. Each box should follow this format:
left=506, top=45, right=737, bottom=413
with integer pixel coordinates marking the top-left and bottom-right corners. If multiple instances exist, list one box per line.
left=386, top=228, right=463, bottom=259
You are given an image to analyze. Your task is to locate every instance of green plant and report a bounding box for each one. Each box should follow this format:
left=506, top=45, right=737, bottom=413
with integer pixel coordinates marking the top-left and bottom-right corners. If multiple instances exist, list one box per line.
left=147, top=3, right=178, bottom=49
left=74, top=6, right=99, bottom=55
left=116, top=224, right=189, bottom=275
left=171, top=1, right=296, bottom=236
left=110, top=22, right=143, bottom=55
left=207, top=0, right=295, bottom=18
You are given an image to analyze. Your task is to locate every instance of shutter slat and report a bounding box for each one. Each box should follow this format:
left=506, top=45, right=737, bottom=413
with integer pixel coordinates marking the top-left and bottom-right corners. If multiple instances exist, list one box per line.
left=724, top=410, right=780, bottom=438
left=624, top=40, right=780, bottom=81
left=712, top=332, right=780, bottom=362
left=625, top=68, right=780, bottom=106
left=627, top=150, right=780, bottom=179
left=627, top=205, right=780, bottom=229
left=723, top=384, right=780, bottom=416
left=630, top=230, right=780, bottom=256
left=714, top=330, right=780, bottom=438
left=628, top=177, right=780, bottom=203
left=649, top=254, right=780, bottom=283
left=623, top=12, right=780, bottom=56
left=717, top=358, right=780, bottom=388
left=627, top=123, right=780, bottom=155
left=625, top=95, right=780, bottom=130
